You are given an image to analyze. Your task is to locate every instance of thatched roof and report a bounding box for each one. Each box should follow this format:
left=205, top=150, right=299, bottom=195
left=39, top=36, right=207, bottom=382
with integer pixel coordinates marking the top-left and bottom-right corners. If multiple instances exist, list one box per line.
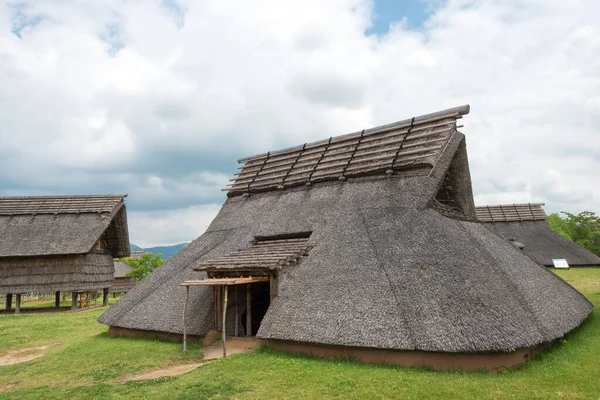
left=113, top=251, right=143, bottom=278
left=476, top=203, right=547, bottom=222
left=114, top=261, right=134, bottom=278
left=0, top=194, right=130, bottom=258
left=100, top=106, right=592, bottom=354
left=196, top=236, right=311, bottom=271
left=477, top=204, right=600, bottom=267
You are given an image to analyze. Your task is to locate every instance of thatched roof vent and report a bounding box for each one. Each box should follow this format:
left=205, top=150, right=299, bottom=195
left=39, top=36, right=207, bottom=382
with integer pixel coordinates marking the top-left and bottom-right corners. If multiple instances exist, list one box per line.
left=225, top=105, right=470, bottom=196
left=196, top=236, right=312, bottom=272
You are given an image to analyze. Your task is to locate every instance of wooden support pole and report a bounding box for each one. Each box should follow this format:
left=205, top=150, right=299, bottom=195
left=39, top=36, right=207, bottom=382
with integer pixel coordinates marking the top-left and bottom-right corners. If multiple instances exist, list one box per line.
left=55, top=291, right=61, bottom=308
left=246, top=284, right=252, bottom=336
left=103, top=288, right=109, bottom=307
left=269, top=273, right=274, bottom=303
left=72, top=292, right=79, bottom=311
left=6, top=294, right=12, bottom=311
left=182, top=285, right=189, bottom=355
left=15, top=294, right=21, bottom=314
left=234, top=286, right=239, bottom=337
left=222, top=285, right=228, bottom=358
left=216, top=285, right=222, bottom=332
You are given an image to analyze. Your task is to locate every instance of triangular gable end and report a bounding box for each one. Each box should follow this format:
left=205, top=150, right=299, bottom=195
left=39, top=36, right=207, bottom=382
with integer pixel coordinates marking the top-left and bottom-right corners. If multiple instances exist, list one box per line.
left=430, top=137, right=477, bottom=220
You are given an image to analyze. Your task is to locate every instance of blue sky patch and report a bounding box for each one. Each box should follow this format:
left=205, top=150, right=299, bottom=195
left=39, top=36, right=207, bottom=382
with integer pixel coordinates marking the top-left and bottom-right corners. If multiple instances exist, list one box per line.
left=366, top=0, right=434, bottom=35
left=10, top=3, right=44, bottom=38
left=101, top=23, right=125, bottom=56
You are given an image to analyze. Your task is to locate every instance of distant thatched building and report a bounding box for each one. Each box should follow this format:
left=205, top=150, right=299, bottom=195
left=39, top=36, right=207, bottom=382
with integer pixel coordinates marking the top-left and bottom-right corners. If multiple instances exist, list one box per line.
left=100, top=106, right=592, bottom=371
left=477, top=204, right=600, bottom=267
left=0, top=194, right=130, bottom=313
left=110, top=251, right=143, bottom=294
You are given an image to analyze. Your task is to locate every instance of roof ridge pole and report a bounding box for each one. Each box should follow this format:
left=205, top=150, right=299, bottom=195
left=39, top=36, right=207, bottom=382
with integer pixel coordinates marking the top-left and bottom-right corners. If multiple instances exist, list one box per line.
left=306, top=137, right=333, bottom=186
left=388, top=118, right=414, bottom=173
left=279, top=143, right=307, bottom=189
left=247, top=151, right=271, bottom=194
left=339, top=130, right=365, bottom=180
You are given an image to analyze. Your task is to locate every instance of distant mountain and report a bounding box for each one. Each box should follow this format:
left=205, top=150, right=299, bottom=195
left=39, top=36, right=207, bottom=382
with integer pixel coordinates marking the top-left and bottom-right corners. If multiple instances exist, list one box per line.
left=129, top=242, right=188, bottom=260
left=130, top=243, right=144, bottom=252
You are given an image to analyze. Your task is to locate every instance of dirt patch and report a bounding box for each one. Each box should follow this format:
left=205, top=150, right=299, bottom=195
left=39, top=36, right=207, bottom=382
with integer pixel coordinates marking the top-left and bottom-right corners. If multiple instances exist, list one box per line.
left=0, top=343, right=61, bottom=366
left=119, top=363, right=208, bottom=382
left=203, top=338, right=263, bottom=360
left=0, top=382, right=19, bottom=393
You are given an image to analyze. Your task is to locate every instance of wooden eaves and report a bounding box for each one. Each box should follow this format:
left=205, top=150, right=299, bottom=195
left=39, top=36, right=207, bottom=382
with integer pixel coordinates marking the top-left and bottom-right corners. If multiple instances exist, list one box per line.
left=181, top=276, right=270, bottom=286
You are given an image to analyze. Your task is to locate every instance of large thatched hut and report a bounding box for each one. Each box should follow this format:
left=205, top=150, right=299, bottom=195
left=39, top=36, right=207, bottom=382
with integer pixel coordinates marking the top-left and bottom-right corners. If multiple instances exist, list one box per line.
left=0, top=194, right=130, bottom=313
left=99, top=106, right=592, bottom=370
left=476, top=203, right=600, bottom=267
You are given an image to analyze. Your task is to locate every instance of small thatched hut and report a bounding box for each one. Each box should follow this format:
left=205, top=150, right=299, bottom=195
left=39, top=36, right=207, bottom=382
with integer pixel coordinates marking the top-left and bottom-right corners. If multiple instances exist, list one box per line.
left=0, top=194, right=130, bottom=313
left=476, top=203, right=600, bottom=267
left=110, top=251, right=143, bottom=294
left=99, top=106, right=592, bottom=370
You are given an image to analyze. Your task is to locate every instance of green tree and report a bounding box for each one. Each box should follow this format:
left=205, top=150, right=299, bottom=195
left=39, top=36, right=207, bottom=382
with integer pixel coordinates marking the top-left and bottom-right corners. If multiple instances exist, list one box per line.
left=548, top=211, right=600, bottom=256
left=120, top=253, right=165, bottom=281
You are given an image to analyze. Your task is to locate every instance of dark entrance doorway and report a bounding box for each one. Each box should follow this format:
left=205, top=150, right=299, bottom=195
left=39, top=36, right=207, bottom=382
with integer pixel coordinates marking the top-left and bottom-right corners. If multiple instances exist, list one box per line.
left=241, top=281, right=271, bottom=336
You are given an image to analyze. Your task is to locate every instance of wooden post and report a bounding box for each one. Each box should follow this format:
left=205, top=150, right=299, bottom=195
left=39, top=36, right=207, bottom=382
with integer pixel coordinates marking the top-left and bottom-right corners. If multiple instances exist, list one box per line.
left=182, top=285, right=189, bottom=355
left=72, top=292, right=79, bottom=311
left=269, top=273, right=274, bottom=303
left=246, top=284, right=252, bottom=336
left=55, top=291, right=61, bottom=308
left=15, top=294, right=21, bottom=314
left=222, top=285, right=228, bottom=358
left=6, top=294, right=12, bottom=311
left=103, top=288, right=109, bottom=307
left=234, top=286, right=239, bottom=337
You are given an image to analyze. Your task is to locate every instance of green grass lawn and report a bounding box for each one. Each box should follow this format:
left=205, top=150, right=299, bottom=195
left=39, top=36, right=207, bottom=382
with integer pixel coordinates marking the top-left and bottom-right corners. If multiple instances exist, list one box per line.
left=1, top=269, right=599, bottom=399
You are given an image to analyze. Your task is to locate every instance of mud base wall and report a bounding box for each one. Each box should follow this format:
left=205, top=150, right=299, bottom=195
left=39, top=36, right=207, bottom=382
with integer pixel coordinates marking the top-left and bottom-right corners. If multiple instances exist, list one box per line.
left=107, top=326, right=203, bottom=343
left=266, top=340, right=549, bottom=371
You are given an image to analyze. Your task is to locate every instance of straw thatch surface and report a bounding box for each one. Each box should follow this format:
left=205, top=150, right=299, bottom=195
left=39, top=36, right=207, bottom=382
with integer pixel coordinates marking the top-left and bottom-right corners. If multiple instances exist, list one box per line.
left=196, top=237, right=311, bottom=271
left=0, top=194, right=130, bottom=257
left=99, top=107, right=592, bottom=354
left=479, top=215, right=600, bottom=267
left=0, top=253, right=115, bottom=294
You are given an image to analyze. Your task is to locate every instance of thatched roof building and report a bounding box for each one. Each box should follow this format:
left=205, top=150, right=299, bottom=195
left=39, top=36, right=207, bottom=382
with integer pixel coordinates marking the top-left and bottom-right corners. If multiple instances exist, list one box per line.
left=1, top=194, right=130, bottom=312
left=477, top=203, right=600, bottom=267
left=99, top=106, right=592, bottom=370
left=110, top=251, right=143, bottom=293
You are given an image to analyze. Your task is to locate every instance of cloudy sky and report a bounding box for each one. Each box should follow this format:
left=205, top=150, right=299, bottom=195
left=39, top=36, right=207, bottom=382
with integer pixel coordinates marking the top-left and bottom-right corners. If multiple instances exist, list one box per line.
left=1, top=0, right=598, bottom=247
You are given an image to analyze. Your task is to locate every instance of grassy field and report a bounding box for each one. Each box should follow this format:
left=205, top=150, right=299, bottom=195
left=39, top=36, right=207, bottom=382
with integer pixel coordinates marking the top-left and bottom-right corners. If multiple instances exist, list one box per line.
left=1, top=269, right=599, bottom=399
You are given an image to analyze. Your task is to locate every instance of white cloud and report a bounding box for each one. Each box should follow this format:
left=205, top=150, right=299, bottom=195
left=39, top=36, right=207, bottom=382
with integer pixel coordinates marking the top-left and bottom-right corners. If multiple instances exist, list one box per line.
left=128, top=203, right=221, bottom=248
left=1, top=0, right=599, bottom=245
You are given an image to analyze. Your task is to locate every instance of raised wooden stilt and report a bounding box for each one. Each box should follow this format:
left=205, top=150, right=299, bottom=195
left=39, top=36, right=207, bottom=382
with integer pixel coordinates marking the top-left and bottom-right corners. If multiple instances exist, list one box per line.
left=222, top=285, right=228, bottom=358
left=182, top=285, right=189, bottom=355
left=6, top=294, right=12, bottom=311
left=246, top=284, right=252, bottom=336
left=15, top=294, right=21, bottom=314
left=103, top=288, right=109, bottom=307
left=55, top=291, right=61, bottom=308
left=234, top=286, right=239, bottom=337
left=71, top=292, right=79, bottom=311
